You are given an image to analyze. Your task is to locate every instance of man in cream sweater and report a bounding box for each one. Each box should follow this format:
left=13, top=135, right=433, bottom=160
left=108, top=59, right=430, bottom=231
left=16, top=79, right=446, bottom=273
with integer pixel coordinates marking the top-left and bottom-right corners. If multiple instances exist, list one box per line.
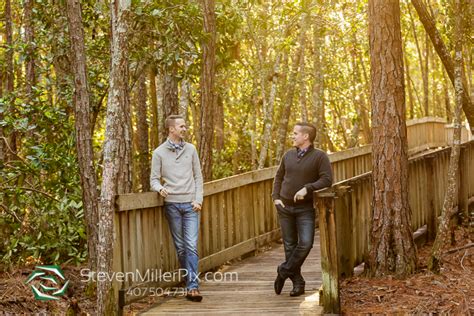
left=150, top=115, right=204, bottom=302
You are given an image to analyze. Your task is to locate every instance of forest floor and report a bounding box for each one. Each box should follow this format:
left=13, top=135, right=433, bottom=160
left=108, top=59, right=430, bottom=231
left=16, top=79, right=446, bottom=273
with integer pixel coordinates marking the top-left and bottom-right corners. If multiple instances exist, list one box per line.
left=0, top=226, right=472, bottom=315
left=340, top=226, right=473, bottom=315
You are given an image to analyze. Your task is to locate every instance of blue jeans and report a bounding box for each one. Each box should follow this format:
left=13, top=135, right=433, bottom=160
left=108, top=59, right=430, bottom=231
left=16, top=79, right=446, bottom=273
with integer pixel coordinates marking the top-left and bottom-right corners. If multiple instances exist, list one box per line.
left=164, top=202, right=200, bottom=290
left=276, top=204, right=315, bottom=286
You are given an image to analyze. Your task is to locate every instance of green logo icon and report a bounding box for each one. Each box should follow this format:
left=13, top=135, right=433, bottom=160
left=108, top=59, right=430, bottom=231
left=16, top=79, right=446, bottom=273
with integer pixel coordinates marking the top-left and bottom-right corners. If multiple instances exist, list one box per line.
left=25, top=265, right=69, bottom=300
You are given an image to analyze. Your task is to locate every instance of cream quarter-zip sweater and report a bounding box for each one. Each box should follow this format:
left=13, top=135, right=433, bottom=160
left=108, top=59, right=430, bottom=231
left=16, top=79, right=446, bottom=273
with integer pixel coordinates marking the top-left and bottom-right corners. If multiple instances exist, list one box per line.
left=150, top=141, right=204, bottom=204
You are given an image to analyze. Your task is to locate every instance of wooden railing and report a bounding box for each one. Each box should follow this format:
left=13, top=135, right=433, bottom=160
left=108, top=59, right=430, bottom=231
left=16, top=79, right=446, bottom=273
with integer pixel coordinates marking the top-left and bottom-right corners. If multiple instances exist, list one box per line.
left=314, top=140, right=474, bottom=313
left=112, top=117, right=471, bottom=311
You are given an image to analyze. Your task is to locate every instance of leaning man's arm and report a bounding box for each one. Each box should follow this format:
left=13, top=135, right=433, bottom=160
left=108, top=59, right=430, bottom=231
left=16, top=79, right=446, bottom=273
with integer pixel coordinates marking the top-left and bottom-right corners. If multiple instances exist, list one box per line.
left=192, top=148, right=204, bottom=205
left=150, top=151, right=164, bottom=192
left=272, top=156, right=286, bottom=201
left=304, top=153, right=333, bottom=192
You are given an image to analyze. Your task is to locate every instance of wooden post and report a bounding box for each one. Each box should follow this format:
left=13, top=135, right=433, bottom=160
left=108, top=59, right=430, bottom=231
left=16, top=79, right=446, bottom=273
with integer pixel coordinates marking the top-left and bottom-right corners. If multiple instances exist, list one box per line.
left=426, top=156, right=436, bottom=241
left=335, top=189, right=353, bottom=278
left=315, top=190, right=340, bottom=314
left=457, top=146, right=469, bottom=220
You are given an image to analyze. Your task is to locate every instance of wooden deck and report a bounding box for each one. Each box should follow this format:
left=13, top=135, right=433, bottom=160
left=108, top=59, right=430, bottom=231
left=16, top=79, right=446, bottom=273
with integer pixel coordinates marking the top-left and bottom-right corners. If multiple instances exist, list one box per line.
left=140, top=231, right=323, bottom=315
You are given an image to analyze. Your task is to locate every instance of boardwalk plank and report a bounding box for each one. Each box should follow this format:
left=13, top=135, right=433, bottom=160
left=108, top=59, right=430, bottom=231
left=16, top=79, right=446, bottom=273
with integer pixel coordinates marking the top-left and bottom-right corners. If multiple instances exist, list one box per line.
left=140, top=231, right=323, bottom=315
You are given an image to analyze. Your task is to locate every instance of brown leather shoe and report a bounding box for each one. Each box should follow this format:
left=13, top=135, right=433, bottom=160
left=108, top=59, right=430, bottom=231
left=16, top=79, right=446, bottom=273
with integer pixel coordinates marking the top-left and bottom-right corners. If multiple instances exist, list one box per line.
left=186, top=289, right=203, bottom=302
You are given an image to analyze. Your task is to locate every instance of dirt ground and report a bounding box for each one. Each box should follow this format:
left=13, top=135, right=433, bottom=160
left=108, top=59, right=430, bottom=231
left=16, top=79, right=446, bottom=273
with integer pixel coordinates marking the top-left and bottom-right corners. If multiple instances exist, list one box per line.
left=341, top=227, right=473, bottom=315
left=0, top=227, right=472, bottom=315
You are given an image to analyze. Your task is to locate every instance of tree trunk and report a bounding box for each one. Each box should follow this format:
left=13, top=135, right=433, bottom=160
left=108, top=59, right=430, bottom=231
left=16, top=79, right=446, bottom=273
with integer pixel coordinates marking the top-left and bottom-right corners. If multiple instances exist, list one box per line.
left=5, top=0, right=13, bottom=94
left=214, top=93, right=224, bottom=152
left=162, top=64, right=179, bottom=141
left=179, top=77, right=191, bottom=118
left=149, top=66, right=159, bottom=149
left=404, top=51, right=415, bottom=119
left=428, top=0, right=464, bottom=273
left=250, top=77, right=258, bottom=170
left=97, top=0, right=132, bottom=314
left=423, top=33, right=430, bottom=116
left=24, top=0, right=36, bottom=96
left=407, top=6, right=426, bottom=116
left=199, top=0, right=216, bottom=181
left=258, top=53, right=281, bottom=169
left=411, top=0, right=474, bottom=133
left=134, top=73, right=150, bottom=192
left=275, top=11, right=309, bottom=161
left=0, top=71, right=3, bottom=163
left=66, top=0, right=99, bottom=273
left=312, top=22, right=326, bottom=149
left=4, top=0, right=16, bottom=160
left=298, top=39, right=308, bottom=122
left=368, top=0, right=417, bottom=277
left=443, top=70, right=452, bottom=122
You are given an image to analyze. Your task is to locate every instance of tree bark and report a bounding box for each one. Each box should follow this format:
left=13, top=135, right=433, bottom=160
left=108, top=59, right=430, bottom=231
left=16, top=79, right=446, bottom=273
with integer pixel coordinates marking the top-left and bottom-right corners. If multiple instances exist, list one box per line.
left=24, top=0, right=36, bottom=96
left=404, top=51, right=415, bottom=119
left=179, top=77, right=191, bottom=118
left=5, top=0, right=14, bottom=94
left=298, top=38, right=308, bottom=122
left=442, top=70, right=452, bottom=122
left=199, top=0, right=216, bottom=181
left=250, top=77, right=258, bottom=170
left=411, top=0, right=474, bottom=133
left=149, top=66, right=159, bottom=149
left=4, top=0, right=16, bottom=160
left=312, top=22, right=327, bottom=149
left=368, top=0, right=417, bottom=277
left=97, top=0, right=132, bottom=314
left=162, top=64, right=179, bottom=142
left=134, top=72, right=150, bottom=192
left=428, top=0, right=464, bottom=273
left=214, top=93, right=224, bottom=152
left=66, top=0, right=99, bottom=273
left=258, top=53, right=281, bottom=169
left=275, top=11, right=309, bottom=161
left=423, top=33, right=430, bottom=116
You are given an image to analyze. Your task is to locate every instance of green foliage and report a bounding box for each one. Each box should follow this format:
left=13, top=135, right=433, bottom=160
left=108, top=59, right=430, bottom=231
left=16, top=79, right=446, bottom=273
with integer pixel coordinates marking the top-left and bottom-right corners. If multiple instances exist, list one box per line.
left=0, top=0, right=468, bottom=268
left=0, top=97, right=87, bottom=266
left=0, top=0, right=89, bottom=267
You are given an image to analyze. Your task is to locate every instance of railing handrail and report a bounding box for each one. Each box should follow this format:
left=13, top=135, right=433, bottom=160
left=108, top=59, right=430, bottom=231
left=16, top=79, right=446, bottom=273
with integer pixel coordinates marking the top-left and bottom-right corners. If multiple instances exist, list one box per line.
left=117, top=117, right=462, bottom=211
left=314, top=138, right=474, bottom=314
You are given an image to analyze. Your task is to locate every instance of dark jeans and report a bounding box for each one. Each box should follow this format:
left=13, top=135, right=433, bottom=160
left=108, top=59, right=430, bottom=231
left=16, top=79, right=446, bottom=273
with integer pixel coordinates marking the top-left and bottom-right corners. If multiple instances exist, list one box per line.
left=276, top=204, right=315, bottom=286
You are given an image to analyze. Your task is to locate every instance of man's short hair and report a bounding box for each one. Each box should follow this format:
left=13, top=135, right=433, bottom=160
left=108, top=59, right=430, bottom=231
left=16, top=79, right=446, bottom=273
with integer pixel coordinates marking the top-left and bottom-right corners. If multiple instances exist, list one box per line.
left=295, top=122, right=316, bottom=143
left=165, top=115, right=184, bottom=130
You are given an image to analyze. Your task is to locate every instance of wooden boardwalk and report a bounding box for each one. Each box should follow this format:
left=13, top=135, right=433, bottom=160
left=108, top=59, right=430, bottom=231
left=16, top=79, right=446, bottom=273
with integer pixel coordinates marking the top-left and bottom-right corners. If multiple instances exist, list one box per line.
left=140, top=231, right=323, bottom=315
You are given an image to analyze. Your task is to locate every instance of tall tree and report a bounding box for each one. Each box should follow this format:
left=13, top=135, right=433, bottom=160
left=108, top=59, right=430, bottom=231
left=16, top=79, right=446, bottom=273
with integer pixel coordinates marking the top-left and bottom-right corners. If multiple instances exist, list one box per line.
left=149, top=66, right=159, bottom=149
left=275, top=7, right=309, bottom=161
left=214, top=93, right=224, bottom=152
left=312, top=20, right=326, bottom=149
left=367, top=0, right=417, bottom=277
left=161, top=63, right=179, bottom=141
left=134, top=73, right=150, bottom=191
left=428, top=0, right=465, bottom=273
left=4, top=0, right=15, bottom=159
left=411, top=0, right=474, bottom=133
left=258, top=53, right=281, bottom=169
left=66, top=0, right=99, bottom=272
left=24, top=0, right=36, bottom=96
left=199, top=0, right=216, bottom=181
left=97, top=0, right=132, bottom=313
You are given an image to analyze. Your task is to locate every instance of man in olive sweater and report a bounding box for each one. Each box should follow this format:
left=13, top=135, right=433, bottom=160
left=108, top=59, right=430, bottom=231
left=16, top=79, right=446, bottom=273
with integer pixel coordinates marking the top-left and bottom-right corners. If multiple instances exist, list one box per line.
left=272, top=122, right=333, bottom=297
left=150, top=115, right=204, bottom=302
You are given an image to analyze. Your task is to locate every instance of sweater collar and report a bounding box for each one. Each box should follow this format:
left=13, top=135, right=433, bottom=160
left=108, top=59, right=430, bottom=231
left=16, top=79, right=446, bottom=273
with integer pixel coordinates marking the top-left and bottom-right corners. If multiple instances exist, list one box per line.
left=166, top=138, right=185, bottom=152
left=296, top=144, right=313, bottom=158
